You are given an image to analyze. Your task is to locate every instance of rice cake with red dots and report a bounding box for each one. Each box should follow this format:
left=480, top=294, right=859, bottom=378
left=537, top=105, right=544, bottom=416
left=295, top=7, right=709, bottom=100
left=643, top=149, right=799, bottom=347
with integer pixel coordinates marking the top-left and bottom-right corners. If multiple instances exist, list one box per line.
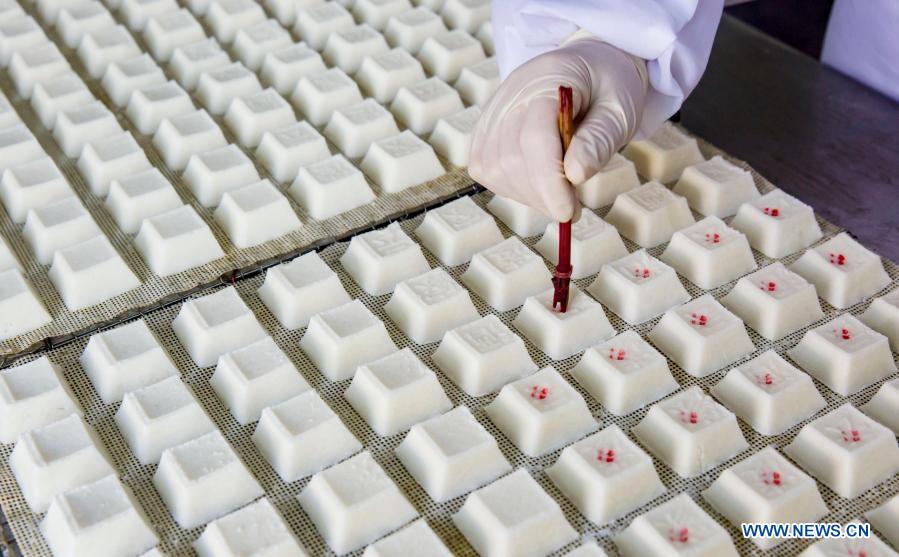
left=721, top=262, right=824, bottom=340
left=547, top=424, right=666, bottom=524
left=485, top=366, right=597, bottom=457
left=571, top=330, right=678, bottom=416
left=787, top=314, right=896, bottom=396
left=711, top=350, right=825, bottom=435
left=659, top=216, right=756, bottom=289
left=731, top=189, right=822, bottom=258
left=785, top=404, right=899, bottom=499
left=615, top=493, right=738, bottom=557
left=633, top=387, right=748, bottom=478
left=648, top=294, right=755, bottom=378
left=703, top=447, right=827, bottom=549
left=790, top=232, right=890, bottom=309
left=587, top=249, right=689, bottom=325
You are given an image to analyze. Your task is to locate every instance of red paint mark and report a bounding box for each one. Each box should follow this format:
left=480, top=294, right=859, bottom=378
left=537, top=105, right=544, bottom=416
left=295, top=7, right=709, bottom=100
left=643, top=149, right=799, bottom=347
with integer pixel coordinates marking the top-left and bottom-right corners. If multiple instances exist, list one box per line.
left=690, top=313, right=708, bottom=326
left=530, top=386, right=549, bottom=400
left=634, top=267, right=650, bottom=279
left=597, top=448, right=615, bottom=463
left=680, top=410, right=699, bottom=425
left=841, top=429, right=862, bottom=443
left=763, top=373, right=774, bottom=385
left=761, top=281, right=776, bottom=292
left=705, top=232, right=721, bottom=244
left=763, top=207, right=780, bottom=217
left=829, top=253, right=846, bottom=266
left=763, top=471, right=782, bottom=486
left=837, top=327, right=851, bottom=340
left=669, top=527, right=689, bottom=544
left=608, top=348, right=626, bottom=361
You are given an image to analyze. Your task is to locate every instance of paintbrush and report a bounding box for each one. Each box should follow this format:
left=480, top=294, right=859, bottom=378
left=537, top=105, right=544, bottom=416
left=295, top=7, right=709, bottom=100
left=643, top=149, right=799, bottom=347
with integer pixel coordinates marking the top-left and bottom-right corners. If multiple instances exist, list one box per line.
left=552, top=85, right=574, bottom=312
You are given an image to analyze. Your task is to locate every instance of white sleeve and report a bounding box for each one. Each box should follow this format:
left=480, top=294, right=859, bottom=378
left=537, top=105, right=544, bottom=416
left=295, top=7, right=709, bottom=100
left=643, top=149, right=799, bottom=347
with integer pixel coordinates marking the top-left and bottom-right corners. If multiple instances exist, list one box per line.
left=492, top=0, right=725, bottom=138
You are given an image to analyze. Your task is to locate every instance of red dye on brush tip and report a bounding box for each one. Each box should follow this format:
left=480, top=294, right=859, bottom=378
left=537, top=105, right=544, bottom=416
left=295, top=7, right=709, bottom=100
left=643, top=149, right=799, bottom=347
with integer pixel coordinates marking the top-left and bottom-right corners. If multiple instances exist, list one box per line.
left=705, top=232, right=720, bottom=244
left=763, top=207, right=779, bottom=217
left=841, top=429, right=862, bottom=443
left=690, top=313, right=708, bottom=326
left=530, top=386, right=549, bottom=400
left=830, top=252, right=846, bottom=265
left=669, top=528, right=689, bottom=544
left=609, top=348, right=626, bottom=361
left=597, top=448, right=616, bottom=463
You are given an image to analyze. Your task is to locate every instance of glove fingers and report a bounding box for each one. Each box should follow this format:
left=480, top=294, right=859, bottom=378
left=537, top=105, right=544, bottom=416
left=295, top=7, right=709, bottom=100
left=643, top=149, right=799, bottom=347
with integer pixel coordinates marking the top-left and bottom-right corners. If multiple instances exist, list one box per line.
left=470, top=94, right=534, bottom=208
left=520, top=97, right=578, bottom=222
left=468, top=89, right=503, bottom=189
left=468, top=116, right=493, bottom=187
left=564, top=101, right=629, bottom=185
left=469, top=68, right=531, bottom=192
left=469, top=117, right=509, bottom=197
left=497, top=105, right=545, bottom=211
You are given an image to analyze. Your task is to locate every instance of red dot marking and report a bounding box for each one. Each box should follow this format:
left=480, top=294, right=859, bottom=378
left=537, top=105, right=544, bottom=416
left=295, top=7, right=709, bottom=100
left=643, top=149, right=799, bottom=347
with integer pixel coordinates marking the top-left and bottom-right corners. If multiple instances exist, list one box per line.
left=597, top=448, right=616, bottom=463
left=836, top=327, right=851, bottom=340
left=530, top=386, right=549, bottom=400
left=760, top=281, right=776, bottom=292
left=763, top=470, right=782, bottom=486
left=690, top=313, right=708, bottom=326
left=680, top=410, right=699, bottom=425
left=608, top=348, right=626, bottom=361
left=841, top=429, right=862, bottom=443
left=634, top=267, right=651, bottom=279
left=763, top=373, right=774, bottom=385
left=829, top=253, right=846, bottom=266
left=763, top=207, right=780, bottom=217
left=669, top=527, right=689, bottom=544
left=705, top=232, right=721, bottom=244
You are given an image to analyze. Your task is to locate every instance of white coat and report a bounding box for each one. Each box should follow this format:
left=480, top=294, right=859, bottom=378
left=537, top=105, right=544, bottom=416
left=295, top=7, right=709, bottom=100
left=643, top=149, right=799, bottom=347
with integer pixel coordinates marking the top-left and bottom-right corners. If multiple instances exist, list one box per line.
left=493, top=0, right=898, bottom=140
left=492, top=0, right=725, bottom=138
left=822, top=0, right=899, bottom=102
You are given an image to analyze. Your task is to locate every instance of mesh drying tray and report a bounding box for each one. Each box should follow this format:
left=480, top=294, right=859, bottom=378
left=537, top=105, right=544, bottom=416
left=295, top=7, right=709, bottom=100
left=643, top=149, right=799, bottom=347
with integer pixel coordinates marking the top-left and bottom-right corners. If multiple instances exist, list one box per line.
left=0, top=0, right=481, bottom=359
left=1, top=143, right=897, bottom=557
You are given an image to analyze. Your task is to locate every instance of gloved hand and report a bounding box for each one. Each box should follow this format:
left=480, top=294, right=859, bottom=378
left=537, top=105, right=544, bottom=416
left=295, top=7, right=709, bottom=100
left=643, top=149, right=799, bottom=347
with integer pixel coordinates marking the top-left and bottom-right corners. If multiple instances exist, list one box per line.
left=469, top=37, right=648, bottom=222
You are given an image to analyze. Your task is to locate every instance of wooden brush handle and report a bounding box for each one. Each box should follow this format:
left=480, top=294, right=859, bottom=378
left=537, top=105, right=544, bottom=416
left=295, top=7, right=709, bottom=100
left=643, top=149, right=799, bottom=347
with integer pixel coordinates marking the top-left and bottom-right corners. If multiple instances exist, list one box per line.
left=558, top=86, right=574, bottom=154
left=556, top=86, right=574, bottom=274
left=552, top=86, right=575, bottom=312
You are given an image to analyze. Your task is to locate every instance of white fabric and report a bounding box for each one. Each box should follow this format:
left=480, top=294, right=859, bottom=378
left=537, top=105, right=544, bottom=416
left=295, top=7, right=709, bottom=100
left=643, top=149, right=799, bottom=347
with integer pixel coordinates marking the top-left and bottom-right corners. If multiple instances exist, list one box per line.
left=822, top=0, right=899, bottom=102
left=492, top=0, right=725, bottom=138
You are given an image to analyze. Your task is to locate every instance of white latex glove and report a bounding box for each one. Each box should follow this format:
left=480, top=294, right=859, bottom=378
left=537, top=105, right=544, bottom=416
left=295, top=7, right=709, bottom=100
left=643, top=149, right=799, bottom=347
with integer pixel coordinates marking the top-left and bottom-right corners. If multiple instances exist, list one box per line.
left=469, top=37, right=648, bottom=222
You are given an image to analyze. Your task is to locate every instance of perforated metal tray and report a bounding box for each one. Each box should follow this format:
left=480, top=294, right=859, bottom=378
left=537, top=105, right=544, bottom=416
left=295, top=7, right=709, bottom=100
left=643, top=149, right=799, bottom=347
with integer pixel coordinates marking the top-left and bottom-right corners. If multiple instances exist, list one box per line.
left=0, top=0, right=480, bottom=358
left=2, top=150, right=897, bottom=556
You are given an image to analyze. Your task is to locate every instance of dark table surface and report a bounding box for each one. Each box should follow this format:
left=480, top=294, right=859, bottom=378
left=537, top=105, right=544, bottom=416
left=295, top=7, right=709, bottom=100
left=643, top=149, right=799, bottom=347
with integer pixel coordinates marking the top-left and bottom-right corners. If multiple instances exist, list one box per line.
left=682, top=15, right=899, bottom=263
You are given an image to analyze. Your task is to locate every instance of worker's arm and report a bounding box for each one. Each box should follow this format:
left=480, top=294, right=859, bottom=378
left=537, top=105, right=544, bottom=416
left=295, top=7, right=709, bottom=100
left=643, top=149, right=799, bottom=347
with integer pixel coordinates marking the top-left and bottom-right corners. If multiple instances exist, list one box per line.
left=470, top=0, right=725, bottom=222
